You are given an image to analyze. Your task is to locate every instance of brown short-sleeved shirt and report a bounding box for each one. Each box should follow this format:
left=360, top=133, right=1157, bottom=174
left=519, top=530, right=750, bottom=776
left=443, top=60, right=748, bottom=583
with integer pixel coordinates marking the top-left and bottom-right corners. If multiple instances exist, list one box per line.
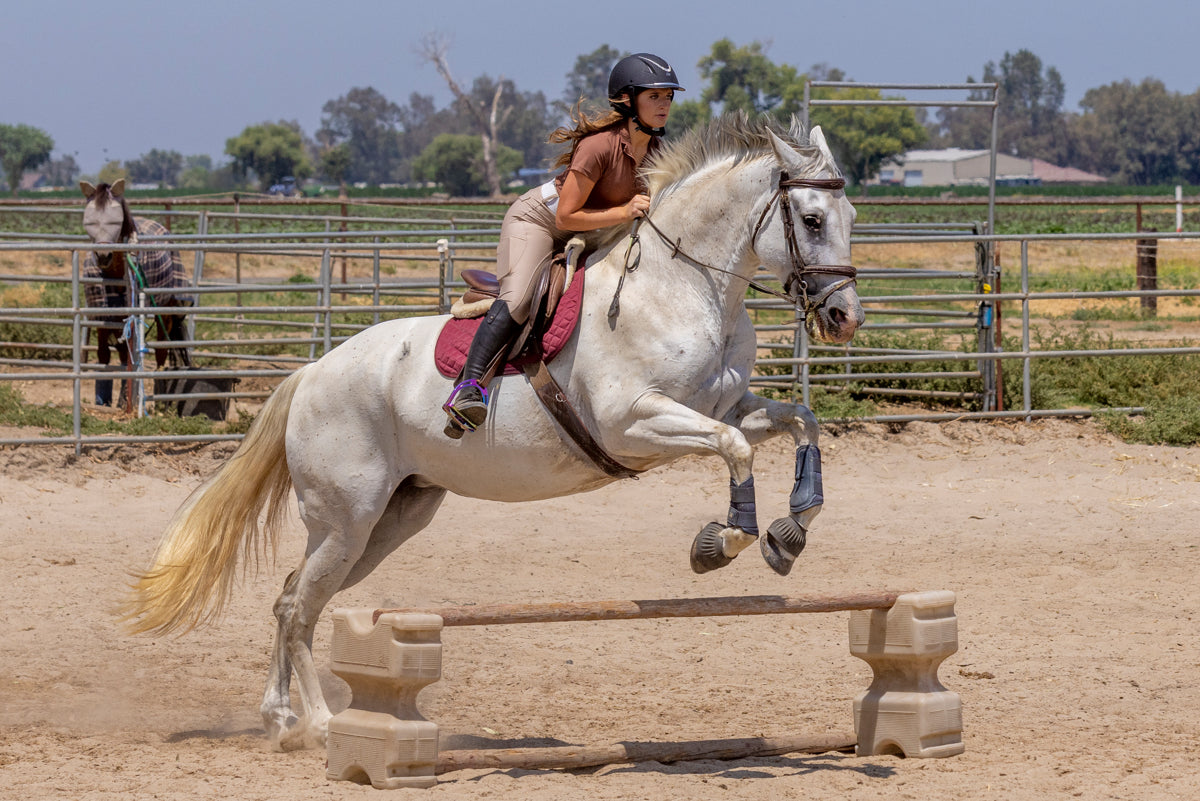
left=554, top=125, right=661, bottom=209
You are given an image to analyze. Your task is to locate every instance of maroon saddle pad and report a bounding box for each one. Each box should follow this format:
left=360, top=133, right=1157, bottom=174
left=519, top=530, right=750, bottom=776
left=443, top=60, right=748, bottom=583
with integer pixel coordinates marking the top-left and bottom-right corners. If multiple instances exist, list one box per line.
left=434, top=265, right=586, bottom=378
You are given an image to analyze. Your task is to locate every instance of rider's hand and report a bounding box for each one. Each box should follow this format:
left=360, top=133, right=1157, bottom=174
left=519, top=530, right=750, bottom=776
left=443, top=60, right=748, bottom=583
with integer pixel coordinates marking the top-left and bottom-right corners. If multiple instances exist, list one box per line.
left=623, top=194, right=651, bottom=221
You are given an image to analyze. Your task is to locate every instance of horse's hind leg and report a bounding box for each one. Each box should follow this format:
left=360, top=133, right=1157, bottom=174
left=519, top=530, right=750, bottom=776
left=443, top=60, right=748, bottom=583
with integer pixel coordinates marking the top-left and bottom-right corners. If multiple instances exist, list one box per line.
left=262, top=480, right=446, bottom=751
left=159, top=306, right=191, bottom=368
left=339, top=481, right=447, bottom=590
left=262, top=507, right=373, bottom=750
left=261, top=566, right=307, bottom=747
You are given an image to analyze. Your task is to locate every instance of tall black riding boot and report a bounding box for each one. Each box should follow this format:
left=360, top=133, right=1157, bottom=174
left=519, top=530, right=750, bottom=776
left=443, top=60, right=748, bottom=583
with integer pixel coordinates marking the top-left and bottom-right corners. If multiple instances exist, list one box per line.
left=443, top=301, right=522, bottom=438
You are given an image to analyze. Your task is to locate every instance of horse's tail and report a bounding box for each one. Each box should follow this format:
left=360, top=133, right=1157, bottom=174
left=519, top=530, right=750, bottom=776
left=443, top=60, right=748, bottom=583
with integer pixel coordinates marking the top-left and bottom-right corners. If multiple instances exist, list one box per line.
left=120, top=366, right=309, bottom=636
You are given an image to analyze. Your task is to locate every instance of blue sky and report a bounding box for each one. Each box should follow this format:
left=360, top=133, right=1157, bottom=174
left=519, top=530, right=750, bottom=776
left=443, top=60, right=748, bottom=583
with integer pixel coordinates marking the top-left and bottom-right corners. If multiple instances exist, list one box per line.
left=6, top=0, right=1198, bottom=174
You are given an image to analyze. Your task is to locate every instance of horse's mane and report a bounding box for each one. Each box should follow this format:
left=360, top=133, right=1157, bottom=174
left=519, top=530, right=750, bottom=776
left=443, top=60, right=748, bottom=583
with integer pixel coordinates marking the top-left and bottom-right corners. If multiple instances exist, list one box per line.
left=90, top=182, right=137, bottom=242
left=643, top=113, right=837, bottom=197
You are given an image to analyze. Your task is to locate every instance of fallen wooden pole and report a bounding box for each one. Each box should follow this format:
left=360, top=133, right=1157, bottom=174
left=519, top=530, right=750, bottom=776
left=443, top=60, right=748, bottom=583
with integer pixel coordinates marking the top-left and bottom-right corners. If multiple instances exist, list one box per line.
left=435, top=733, right=858, bottom=773
left=373, top=590, right=905, bottom=626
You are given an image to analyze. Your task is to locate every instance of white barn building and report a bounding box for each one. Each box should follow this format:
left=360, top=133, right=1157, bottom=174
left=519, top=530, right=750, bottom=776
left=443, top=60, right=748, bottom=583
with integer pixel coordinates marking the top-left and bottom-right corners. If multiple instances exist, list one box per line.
left=870, top=149, right=1106, bottom=188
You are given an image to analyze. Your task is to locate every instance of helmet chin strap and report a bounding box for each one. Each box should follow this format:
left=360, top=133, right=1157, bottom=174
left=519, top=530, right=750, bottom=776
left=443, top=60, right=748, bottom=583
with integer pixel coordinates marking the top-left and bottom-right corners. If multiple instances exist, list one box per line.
left=612, top=97, right=665, bottom=137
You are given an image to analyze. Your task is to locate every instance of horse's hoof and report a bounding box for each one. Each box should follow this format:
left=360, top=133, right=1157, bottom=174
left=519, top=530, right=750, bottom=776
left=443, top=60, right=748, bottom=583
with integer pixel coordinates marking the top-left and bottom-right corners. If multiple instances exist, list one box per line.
left=265, top=713, right=302, bottom=752
left=276, top=729, right=309, bottom=752
left=761, top=517, right=807, bottom=576
left=690, top=521, right=735, bottom=574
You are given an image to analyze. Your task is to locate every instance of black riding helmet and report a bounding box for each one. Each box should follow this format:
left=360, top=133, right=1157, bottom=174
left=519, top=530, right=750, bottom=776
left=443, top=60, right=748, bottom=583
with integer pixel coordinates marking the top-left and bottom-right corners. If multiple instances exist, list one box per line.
left=608, top=53, right=684, bottom=136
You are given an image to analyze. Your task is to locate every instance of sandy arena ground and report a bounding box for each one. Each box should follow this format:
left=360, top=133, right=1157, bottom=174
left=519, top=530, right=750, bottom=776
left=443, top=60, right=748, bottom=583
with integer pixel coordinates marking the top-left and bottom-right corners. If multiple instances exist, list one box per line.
left=2, top=416, right=1199, bottom=800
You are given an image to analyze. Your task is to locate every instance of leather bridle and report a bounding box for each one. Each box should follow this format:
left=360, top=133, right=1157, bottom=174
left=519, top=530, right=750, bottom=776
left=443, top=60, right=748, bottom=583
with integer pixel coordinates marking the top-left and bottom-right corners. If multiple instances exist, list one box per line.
left=750, top=172, right=857, bottom=331
left=615, top=170, right=857, bottom=336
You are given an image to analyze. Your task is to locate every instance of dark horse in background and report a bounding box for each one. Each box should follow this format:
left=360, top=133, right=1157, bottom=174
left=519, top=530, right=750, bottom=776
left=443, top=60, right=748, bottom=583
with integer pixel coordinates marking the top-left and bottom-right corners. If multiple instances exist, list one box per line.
left=80, top=179, right=194, bottom=409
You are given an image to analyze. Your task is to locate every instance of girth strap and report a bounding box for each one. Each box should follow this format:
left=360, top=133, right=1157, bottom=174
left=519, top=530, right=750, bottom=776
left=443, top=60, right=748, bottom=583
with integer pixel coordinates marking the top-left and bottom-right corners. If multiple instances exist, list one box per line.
left=523, top=355, right=640, bottom=480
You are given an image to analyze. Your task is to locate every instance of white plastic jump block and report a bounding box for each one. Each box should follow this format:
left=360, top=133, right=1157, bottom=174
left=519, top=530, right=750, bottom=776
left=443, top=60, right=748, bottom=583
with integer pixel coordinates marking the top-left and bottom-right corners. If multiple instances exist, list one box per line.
left=325, top=591, right=963, bottom=788
left=325, top=611, right=444, bottom=789
left=849, top=590, right=964, bottom=758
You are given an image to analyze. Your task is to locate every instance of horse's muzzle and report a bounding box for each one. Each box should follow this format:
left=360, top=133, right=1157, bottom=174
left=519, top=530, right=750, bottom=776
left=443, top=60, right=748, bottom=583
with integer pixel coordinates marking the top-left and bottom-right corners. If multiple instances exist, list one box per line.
left=813, top=288, right=864, bottom=344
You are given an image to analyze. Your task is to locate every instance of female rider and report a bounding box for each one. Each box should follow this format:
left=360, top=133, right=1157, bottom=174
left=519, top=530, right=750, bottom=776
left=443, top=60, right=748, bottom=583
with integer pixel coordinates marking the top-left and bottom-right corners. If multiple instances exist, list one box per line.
left=443, top=52, right=684, bottom=438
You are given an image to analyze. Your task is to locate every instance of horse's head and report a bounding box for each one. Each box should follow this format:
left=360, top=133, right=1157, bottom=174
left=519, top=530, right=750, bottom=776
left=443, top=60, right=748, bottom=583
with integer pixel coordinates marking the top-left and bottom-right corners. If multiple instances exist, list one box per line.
left=81, top=179, right=134, bottom=268
left=756, top=125, right=864, bottom=344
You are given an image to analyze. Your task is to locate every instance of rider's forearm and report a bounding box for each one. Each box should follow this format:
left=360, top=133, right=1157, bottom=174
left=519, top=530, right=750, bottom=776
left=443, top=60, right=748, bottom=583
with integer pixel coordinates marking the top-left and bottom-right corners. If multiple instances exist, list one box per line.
left=555, top=205, right=635, bottom=232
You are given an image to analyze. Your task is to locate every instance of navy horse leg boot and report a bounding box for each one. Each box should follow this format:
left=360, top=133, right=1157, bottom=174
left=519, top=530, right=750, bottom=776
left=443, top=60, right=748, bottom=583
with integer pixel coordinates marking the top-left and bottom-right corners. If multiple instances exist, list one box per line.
left=443, top=301, right=522, bottom=439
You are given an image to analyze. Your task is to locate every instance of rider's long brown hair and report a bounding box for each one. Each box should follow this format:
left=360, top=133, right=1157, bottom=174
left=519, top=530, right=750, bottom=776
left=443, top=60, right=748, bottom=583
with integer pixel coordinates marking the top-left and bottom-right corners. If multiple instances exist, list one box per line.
left=548, top=98, right=627, bottom=169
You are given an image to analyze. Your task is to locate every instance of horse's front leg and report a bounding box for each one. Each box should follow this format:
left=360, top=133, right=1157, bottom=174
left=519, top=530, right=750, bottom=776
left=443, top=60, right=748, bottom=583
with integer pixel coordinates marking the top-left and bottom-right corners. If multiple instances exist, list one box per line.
left=94, top=328, right=113, bottom=406
left=153, top=316, right=169, bottom=369
left=158, top=303, right=192, bottom=369
left=622, top=393, right=760, bottom=574
left=720, top=392, right=824, bottom=576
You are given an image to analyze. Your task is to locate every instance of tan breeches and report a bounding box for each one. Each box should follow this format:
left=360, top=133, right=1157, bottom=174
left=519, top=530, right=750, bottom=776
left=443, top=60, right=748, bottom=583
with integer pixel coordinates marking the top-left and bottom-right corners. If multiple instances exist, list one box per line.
left=496, top=188, right=570, bottom=324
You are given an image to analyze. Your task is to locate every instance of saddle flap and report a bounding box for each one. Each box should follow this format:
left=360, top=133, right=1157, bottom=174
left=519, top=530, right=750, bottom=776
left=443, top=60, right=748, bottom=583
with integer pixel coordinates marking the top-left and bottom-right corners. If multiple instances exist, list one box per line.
left=435, top=262, right=586, bottom=379
left=498, top=253, right=567, bottom=377
left=538, top=254, right=568, bottom=322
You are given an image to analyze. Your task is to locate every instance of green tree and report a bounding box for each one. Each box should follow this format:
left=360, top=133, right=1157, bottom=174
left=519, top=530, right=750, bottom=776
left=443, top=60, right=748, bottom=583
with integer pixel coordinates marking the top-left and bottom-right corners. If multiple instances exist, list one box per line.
left=185, top=154, right=213, bottom=171
left=927, top=77, right=995, bottom=149
left=176, top=155, right=218, bottom=190
left=1072, top=78, right=1187, bottom=184
left=1181, top=90, right=1200, bottom=185
left=462, top=76, right=557, bottom=172
left=412, top=133, right=521, bottom=197
left=42, top=153, right=80, bottom=188
left=0, top=123, right=54, bottom=196
left=225, top=121, right=312, bottom=190
left=177, top=165, right=210, bottom=190
left=317, top=87, right=404, bottom=185
left=698, top=39, right=798, bottom=117
left=393, top=92, right=458, bottom=182
left=318, top=143, right=352, bottom=193
left=665, top=99, right=713, bottom=137
left=561, top=44, right=627, bottom=116
left=696, top=41, right=836, bottom=127
left=125, top=148, right=184, bottom=186
left=97, top=160, right=127, bottom=184
left=933, top=49, right=1067, bottom=158
left=689, top=40, right=916, bottom=184
left=811, top=87, right=928, bottom=190
left=994, top=50, right=1065, bottom=139
left=419, top=33, right=511, bottom=197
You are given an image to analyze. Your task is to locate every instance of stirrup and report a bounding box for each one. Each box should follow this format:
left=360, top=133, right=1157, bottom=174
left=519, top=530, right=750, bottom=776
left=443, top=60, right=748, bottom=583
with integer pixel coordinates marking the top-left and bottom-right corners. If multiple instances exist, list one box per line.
left=442, top=379, right=489, bottom=432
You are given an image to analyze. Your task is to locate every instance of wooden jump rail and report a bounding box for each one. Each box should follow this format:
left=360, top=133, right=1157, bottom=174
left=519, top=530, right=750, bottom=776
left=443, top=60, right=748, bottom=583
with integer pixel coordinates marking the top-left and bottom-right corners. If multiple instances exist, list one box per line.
left=370, top=590, right=905, bottom=626
left=327, top=590, right=964, bottom=789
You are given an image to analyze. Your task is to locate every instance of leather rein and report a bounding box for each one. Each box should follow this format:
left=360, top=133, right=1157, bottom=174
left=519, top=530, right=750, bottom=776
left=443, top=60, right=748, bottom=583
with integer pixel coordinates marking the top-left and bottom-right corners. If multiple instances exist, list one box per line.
left=618, top=172, right=857, bottom=336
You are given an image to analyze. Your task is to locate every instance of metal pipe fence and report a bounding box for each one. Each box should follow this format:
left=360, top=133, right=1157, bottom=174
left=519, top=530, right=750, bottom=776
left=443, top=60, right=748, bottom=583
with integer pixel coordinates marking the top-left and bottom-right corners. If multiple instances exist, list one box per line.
left=2, top=205, right=1200, bottom=451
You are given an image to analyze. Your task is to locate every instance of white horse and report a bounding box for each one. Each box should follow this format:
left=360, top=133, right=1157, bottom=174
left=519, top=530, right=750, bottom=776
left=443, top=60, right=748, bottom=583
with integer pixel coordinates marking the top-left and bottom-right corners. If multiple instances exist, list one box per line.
left=122, top=115, right=864, bottom=751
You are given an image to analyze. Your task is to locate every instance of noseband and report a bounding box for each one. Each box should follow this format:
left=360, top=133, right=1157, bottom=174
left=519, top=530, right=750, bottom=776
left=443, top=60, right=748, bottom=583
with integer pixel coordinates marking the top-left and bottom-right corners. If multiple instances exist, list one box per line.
left=751, top=172, right=857, bottom=331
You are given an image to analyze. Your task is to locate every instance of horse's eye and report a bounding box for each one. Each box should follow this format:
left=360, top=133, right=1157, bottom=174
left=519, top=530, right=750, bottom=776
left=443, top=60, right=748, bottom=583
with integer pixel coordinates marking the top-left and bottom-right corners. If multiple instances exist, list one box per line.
left=803, top=214, right=822, bottom=230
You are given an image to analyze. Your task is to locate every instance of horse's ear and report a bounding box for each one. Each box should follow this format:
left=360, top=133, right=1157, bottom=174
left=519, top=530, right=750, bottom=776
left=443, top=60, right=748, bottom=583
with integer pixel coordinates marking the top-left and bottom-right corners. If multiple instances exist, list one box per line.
left=111, top=178, right=126, bottom=197
left=79, top=180, right=97, bottom=199
left=809, top=126, right=836, bottom=163
left=767, top=128, right=806, bottom=174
